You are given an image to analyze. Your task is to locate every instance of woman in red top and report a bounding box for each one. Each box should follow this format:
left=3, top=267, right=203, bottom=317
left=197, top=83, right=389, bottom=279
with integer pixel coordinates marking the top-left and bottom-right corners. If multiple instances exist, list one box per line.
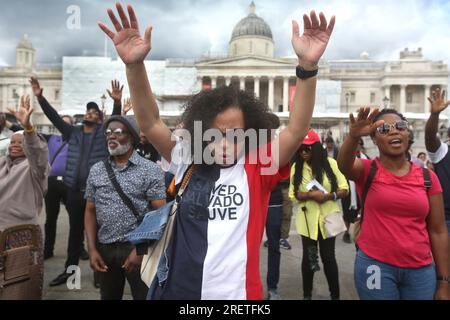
left=337, top=107, right=450, bottom=300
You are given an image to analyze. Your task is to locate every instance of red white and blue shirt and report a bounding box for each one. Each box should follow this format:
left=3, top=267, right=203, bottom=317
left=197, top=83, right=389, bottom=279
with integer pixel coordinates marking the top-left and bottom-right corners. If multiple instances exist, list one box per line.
left=158, top=140, right=289, bottom=300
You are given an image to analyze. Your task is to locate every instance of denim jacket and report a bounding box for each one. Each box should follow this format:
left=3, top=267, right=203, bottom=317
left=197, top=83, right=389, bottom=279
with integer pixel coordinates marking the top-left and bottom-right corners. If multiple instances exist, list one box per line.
left=126, top=200, right=175, bottom=297
left=126, top=200, right=175, bottom=245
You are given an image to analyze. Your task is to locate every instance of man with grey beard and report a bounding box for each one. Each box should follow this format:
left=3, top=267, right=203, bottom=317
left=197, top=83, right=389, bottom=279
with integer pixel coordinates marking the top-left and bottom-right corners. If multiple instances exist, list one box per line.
left=84, top=115, right=166, bottom=300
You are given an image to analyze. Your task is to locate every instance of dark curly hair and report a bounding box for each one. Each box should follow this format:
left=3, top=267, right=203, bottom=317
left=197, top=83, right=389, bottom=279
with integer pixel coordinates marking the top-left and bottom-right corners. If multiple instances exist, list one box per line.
left=292, top=142, right=338, bottom=195
left=179, top=85, right=275, bottom=157
left=370, top=108, right=407, bottom=138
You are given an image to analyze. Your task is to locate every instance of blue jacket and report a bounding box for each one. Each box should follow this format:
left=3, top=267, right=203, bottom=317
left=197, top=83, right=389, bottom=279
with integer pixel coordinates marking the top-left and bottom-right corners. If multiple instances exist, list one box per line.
left=38, top=97, right=121, bottom=190
left=64, top=125, right=108, bottom=190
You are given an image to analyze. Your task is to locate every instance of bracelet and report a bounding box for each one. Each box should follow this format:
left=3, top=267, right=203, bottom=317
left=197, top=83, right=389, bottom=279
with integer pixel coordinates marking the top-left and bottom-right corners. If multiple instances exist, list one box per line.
left=332, top=192, right=337, bottom=201
left=437, top=276, right=450, bottom=283
left=24, top=125, right=35, bottom=134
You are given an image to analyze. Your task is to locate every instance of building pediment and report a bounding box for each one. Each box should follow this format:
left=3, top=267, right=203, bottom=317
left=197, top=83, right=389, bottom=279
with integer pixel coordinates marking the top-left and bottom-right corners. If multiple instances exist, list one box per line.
left=196, top=55, right=295, bottom=69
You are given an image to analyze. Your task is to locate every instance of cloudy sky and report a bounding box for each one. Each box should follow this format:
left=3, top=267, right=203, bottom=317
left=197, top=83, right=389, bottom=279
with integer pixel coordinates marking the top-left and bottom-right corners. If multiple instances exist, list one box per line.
left=1, top=0, right=450, bottom=66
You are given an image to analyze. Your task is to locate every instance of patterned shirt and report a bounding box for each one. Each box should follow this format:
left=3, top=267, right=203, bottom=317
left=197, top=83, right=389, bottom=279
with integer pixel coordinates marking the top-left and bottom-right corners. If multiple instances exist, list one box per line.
left=85, top=151, right=166, bottom=244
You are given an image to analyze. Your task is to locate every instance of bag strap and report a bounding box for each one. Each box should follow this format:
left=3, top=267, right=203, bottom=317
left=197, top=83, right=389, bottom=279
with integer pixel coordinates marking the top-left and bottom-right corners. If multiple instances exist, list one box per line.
left=135, top=165, right=194, bottom=256
left=50, top=140, right=68, bottom=167
left=422, top=167, right=432, bottom=190
left=359, top=160, right=378, bottom=226
left=103, top=159, right=141, bottom=221
left=170, top=165, right=194, bottom=216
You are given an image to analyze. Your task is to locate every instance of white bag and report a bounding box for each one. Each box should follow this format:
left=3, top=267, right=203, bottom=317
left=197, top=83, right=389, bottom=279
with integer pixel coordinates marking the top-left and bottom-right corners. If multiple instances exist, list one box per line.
left=140, top=203, right=177, bottom=286
left=140, top=166, right=193, bottom=287
left=324, top=212, right=347, bottom=238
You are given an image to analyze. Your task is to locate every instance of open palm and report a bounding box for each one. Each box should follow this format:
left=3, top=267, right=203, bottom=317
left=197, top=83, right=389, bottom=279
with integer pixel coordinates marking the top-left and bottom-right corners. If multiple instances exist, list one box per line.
left=7, top=95, right=34, bottom=128
left=29, top=77, right=43, bottom=97
left=123, top=98, right=133, bottom=115
left=349, top=107, right=384, bottom=138
left=428, top=87, right=450, bottom=114
left=99, top=3, right=152, bottom=65
left=292, top=11, right=335, bottom=68
left=107, top=80, right=124, bottom=101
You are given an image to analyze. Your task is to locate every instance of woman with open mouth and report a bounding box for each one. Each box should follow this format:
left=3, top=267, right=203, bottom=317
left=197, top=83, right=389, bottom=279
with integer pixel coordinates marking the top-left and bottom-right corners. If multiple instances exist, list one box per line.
left=337, top=107, right=450, bottom=300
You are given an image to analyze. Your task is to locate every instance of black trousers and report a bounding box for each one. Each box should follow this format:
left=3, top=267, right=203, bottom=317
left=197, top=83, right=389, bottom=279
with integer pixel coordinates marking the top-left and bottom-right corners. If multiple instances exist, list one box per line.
left=97, top=242, right=148, bottom=300
left=301, top=233, right=340, bottom=299
left=44, top=177, right=68, bottom=256
left=266, top=205, right=282, bottom=290
left=65, top=189, right=86, bottom=268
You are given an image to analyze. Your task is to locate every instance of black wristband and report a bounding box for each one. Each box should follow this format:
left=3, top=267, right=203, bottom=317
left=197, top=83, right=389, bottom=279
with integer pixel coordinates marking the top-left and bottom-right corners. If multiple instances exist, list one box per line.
left=296, top=65, right=318, bottom=80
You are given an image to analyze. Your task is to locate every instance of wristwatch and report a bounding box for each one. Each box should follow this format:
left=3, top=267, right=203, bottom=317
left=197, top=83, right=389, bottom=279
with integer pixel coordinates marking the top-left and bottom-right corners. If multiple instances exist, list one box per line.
left=296, top=65, right=319, bottom=80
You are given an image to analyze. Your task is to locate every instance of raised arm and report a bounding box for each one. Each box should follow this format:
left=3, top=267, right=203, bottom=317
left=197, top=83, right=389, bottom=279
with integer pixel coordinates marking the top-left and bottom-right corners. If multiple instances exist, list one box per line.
left=337, top=107, right=384, bottom=181
left=122, top=97, right=133, bottom=115
left=99, top=3, right=174, bottom=162
left=30, top=77, right=73, bottom=139
left=273, top=11, right=335, bottom=168
left=425, top=88, right=450, bottom=153
left=8, top=95, right=49, bottom=179
left=108, top=79, right=124, bottom=116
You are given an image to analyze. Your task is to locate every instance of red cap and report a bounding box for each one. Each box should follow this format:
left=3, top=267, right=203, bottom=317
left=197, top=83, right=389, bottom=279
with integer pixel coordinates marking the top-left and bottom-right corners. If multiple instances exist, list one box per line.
left=302, top=129, right=321, bottom=145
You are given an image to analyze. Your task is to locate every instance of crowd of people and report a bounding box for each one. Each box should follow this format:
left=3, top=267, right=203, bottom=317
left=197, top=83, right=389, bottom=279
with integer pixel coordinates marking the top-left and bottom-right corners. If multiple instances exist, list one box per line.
left=0, top=3, right=449, bottom=301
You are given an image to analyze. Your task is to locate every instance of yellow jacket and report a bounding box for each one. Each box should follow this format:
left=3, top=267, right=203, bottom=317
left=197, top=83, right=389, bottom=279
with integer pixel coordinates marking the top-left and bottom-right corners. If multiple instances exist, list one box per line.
left=289, top=158, right=349, bottom=240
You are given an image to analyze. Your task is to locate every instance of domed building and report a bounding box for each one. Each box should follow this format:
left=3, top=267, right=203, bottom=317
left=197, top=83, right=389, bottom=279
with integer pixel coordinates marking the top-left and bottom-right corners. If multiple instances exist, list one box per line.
left=196, top=2, right=298, bottom=113
left=1, top=3, right=447, bottom=153
left=229, top=1, right=274, bottom=58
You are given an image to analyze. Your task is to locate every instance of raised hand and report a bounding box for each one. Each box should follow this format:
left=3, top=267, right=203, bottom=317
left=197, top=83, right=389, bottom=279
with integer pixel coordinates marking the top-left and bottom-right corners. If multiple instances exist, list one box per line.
left=98, top=3, right=152, bottom=65
left=123, top=97, right=133, bottom=115
left=348, top=107, right=385, bottom=139
left=29, top=76, right=43, bottom=98
left=428, top=87, right=450, bottom=115
left=107, top=79, right=124, bottom=101
left=7, top=95, right=34, bottom=129
left=292, top=11, right=335, bottom=70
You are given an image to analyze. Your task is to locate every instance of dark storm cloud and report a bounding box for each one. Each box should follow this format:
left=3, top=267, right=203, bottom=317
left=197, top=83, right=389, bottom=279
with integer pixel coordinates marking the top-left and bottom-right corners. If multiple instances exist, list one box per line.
left=0, top=0, right=449, bottom=66
left=0, top=0, right=242, bottom=64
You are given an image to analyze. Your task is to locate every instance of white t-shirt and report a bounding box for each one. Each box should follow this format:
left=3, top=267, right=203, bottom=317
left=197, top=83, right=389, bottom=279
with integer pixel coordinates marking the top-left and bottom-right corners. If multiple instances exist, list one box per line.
left=158, top=139, right=289, bottom=300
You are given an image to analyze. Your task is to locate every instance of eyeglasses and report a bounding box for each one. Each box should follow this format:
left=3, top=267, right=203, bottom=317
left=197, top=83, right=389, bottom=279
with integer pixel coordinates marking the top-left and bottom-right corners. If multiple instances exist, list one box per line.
left=105, top=128, right=128, bottom=138
left=376, top=120, right=408, bottom=135
left=300, top=145, right=312, bottom=153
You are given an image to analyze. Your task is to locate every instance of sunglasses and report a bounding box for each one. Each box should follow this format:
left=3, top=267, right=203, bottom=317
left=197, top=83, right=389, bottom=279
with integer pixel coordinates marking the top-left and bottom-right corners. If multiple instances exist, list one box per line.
left=300, top=145, right=312, bottom=153
left=376, top=120, right=408, bottom=135
left=105, top=128, right=128, bottom=138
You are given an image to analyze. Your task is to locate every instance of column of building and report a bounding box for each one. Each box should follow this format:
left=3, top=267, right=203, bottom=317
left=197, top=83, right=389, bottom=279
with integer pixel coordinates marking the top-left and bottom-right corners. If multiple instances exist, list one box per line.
left=198, top=75, right=294, bottom=113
